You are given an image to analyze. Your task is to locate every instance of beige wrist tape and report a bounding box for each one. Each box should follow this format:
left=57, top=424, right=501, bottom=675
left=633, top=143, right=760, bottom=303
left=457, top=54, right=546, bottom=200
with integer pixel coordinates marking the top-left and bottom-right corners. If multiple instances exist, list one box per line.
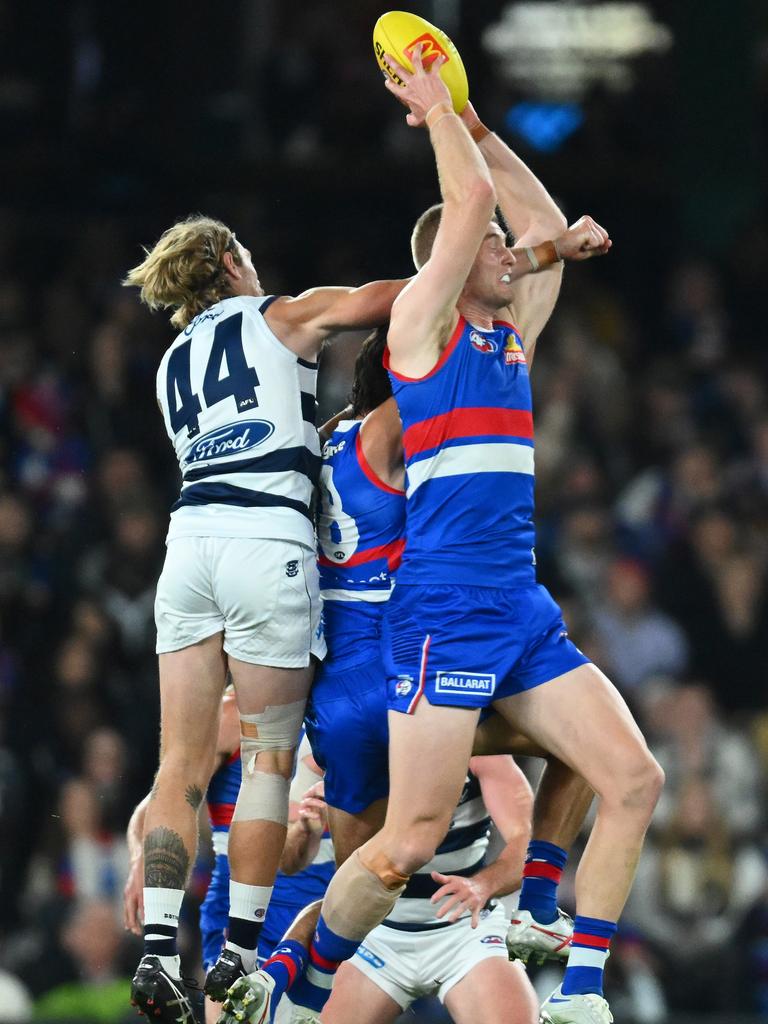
left=426, top=100, right=455, bottom=130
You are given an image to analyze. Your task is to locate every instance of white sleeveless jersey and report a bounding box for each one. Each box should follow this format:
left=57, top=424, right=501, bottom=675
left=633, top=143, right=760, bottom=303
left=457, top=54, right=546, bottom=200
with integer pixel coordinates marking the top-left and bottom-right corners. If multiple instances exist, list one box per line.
left=383, top=771, right=491, bottom=930
left=156, top=295, right=320, bottom=548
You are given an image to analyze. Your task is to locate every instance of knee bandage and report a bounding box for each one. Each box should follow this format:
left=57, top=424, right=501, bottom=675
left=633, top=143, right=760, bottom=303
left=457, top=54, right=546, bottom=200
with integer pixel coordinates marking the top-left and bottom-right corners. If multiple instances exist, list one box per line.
left=232, top=699, right=305, bottom=825
left=321, top=850, right=408, bottom=941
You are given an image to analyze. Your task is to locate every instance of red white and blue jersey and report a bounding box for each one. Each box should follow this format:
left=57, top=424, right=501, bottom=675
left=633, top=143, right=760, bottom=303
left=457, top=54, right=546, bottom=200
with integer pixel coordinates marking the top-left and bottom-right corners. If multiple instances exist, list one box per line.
left=385, top=316, right=536, bottom=589
left=316, top=419, right=406, bottom=668
left=317, top=419, right=405, bottom=602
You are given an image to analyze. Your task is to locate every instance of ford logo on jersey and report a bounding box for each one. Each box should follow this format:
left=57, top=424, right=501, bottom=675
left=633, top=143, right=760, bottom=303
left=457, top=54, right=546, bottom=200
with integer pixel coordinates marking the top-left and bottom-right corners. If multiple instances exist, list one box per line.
left=184, top=420, right=275, bottom=464
left=470, top=330, right=497, bottom=354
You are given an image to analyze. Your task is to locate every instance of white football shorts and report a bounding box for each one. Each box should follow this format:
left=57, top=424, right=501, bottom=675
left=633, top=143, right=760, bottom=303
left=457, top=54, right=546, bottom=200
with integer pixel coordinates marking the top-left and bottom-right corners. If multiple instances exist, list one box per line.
left=155, top=536, right=326, bottom=667
left=349, top=903, right=511, bottom=1009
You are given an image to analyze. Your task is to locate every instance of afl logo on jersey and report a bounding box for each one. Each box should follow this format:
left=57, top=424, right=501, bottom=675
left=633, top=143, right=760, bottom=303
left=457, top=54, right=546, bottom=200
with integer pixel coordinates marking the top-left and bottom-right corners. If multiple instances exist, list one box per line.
left=503, top=329, right=526, bottom=365
left=184, top=420, right=275, bottom=464
left=470, top=330, right=497, bottom=354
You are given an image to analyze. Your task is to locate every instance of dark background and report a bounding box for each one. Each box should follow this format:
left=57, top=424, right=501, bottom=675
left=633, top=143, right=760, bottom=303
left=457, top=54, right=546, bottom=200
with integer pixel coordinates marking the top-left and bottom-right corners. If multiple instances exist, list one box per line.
left=0, top=1, right=767, bottom=1021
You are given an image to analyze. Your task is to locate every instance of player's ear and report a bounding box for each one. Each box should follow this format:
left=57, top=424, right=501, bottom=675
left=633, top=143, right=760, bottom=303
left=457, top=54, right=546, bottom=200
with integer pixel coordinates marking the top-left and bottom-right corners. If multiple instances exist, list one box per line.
left=222, top=249, right=241, bottom=280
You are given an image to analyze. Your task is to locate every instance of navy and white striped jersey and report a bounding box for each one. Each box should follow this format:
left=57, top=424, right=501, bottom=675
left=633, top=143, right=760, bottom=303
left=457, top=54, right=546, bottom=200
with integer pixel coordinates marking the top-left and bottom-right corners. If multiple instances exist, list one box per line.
left=156, top=295, right=320, bottom=548
left=383, top=771, right=491, bottom=930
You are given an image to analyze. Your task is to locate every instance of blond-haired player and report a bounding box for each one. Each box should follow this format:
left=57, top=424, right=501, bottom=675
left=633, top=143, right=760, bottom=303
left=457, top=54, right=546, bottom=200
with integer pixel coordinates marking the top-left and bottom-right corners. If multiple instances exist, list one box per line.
left=122, top=219, right=404, bottom=1022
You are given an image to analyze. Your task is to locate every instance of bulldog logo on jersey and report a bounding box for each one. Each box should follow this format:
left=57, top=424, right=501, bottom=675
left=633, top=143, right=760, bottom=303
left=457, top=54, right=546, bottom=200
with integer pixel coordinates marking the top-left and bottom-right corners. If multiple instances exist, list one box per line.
left=404, top=33, right=448, bottom=68
left=504, top=329, right=526, bottom=365
left=395, top=675, right=414, bottom=697
left=470, top=330, right=497, bottom=354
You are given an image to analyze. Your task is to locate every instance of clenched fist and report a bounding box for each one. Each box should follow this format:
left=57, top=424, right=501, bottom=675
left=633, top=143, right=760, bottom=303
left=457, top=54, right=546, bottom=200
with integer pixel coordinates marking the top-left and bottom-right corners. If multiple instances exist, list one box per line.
left=556, top=216, right=611, bottom=261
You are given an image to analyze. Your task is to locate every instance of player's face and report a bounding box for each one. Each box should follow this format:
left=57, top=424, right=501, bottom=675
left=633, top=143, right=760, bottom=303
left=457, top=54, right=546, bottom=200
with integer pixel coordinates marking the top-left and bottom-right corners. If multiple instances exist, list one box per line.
left=233, top=240, right=264, bottom=297
left=465, top=223, right=519, bottom=308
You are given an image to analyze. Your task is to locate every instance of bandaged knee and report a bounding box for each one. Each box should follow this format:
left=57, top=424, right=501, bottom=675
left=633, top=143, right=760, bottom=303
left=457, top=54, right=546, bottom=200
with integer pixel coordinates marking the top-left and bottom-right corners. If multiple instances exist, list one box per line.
left=321, top=849, right=408, bottom=942
left=232, top=699, right=305, bottom=825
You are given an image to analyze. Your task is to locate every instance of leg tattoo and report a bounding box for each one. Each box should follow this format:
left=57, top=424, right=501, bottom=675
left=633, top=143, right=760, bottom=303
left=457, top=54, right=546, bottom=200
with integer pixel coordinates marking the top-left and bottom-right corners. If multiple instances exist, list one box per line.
left=185, top=784, right=204, bottom=811
left=144, top=827, right=191, bottom=889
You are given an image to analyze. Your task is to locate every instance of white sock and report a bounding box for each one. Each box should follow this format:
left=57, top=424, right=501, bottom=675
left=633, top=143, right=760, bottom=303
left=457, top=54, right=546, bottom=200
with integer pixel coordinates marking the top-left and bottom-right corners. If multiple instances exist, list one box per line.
left=143, top=887, right=184, bottom=978
left=226, top=881, right=273, bottom=974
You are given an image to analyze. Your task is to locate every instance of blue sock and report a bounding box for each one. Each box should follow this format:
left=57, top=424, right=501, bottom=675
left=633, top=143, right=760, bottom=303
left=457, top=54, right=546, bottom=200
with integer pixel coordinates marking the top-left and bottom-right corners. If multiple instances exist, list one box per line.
left=562, top=915, right=617, bottom=996
left=517, top=840, right=567, bottom=925
left=289, top=916, right=359, bottom=1013
left=261, top=940, right=307, bottom=1022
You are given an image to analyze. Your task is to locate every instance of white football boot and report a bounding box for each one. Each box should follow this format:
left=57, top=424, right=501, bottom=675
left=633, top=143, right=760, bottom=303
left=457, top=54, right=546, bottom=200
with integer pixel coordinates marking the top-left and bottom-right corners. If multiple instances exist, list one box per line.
left=506, top=907, right=574, bottom=965
left=539, top=984, right=613, bottom=1024
left=217, top=970, right=275, bottom=1024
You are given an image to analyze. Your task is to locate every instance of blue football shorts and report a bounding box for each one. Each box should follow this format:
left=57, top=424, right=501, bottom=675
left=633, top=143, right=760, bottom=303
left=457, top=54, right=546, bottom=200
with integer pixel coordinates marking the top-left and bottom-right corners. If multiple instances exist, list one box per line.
left=383, top=582, right=589, bottom=714
left=305, top=650, right=390, bottom=815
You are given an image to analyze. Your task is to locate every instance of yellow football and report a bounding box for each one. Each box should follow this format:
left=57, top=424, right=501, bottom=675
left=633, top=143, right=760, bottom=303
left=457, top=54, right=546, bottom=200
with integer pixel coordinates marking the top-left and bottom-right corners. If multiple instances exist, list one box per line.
left=373, top=10, right=469, bottom=114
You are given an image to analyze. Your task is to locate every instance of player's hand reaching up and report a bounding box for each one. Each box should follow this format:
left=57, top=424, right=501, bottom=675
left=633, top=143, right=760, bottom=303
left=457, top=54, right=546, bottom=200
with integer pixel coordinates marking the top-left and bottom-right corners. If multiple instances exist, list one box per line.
left=297, top=780, right=328, bottom=835
left=555, top=215, right=612, bottom=260
left=430, top=870, right=492, bottom=928
left=383, top=43, right=452, bottom=127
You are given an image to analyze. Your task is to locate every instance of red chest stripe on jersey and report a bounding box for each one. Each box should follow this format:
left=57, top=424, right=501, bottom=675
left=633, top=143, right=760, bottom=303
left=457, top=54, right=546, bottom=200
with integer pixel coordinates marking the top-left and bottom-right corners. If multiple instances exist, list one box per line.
left=355, top=431, right=405, bottom=496
left=208, top=802, right=236, bottom=827
left=318, top=537, right=405, bottom=571
left=403, top=407, right=534, bottom=461
left=384, top=316, right=466, bottom=383
left=225, top=749, right=241, bottom=766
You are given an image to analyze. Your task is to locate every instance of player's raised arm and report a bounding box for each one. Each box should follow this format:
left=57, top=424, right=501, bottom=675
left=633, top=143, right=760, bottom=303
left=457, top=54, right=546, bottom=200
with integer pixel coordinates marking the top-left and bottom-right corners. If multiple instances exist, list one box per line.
left=459, top=101, right=609, bottom=357
left=384, top=47, right=496, bottom=378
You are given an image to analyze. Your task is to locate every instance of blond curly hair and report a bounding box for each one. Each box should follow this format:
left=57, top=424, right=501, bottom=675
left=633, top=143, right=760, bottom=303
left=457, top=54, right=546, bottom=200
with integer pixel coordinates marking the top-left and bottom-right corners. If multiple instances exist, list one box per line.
left=123, top=215, right=240, bottom=330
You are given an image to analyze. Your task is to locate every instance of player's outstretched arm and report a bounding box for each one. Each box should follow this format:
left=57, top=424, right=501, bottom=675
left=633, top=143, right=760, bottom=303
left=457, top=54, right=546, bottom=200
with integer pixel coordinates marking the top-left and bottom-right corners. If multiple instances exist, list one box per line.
left=384, top=46, right=496, bottom=378
left=461, top=101, right=566, bottom=247
left=266, top=279, right=409, bottom=363
left=510, top=214, right=612, bottom=366
left=430, top=755, right=533, bottom=928
left=459, top=102, right=609, bottom=359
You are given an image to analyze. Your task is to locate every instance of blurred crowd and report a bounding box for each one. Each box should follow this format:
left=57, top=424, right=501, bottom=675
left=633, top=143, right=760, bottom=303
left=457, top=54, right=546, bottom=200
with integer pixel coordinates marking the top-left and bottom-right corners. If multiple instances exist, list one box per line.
left=1, top=1, right=767, bottom=1022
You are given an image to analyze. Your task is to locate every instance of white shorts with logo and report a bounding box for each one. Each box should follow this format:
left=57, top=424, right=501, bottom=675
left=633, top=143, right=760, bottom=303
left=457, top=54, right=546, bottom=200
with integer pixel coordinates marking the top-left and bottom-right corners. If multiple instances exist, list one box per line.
left=155, top=536, right=326, bottom=667
left=350, top=903, right=511, bottom=1009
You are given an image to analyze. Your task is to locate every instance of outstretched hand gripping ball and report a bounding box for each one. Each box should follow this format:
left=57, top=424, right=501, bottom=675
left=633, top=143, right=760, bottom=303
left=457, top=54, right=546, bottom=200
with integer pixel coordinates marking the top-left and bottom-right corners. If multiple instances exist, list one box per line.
left=373, top=10, right=469, bottom=114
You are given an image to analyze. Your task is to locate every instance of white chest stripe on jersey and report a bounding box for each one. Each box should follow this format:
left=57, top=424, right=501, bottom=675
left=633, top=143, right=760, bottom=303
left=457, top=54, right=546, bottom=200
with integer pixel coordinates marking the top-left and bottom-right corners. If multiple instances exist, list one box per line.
left=405, top=441, right=535, bottom=497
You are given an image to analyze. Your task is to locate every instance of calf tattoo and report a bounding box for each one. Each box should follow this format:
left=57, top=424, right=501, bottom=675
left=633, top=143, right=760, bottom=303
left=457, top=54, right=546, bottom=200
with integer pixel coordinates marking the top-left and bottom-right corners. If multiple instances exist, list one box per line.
left=144, top=827, right=190, bottom=889
left=185, top=784, right=204, bottom=810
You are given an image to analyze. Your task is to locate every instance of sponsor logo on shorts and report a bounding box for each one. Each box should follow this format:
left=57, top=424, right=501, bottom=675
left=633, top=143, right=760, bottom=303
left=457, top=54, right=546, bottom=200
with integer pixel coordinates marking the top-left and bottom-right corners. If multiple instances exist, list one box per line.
left=470, top=330, right=497, bottom=354
left=480, top=935, right=506, bottom=945
left=395, top=675, right=414, bottom=697
left=356, top=944, right=386, bottom=969
left=434, top=671, right=496, bottom=696
left=184, top=420, right=275, bottom=464
left=285, top=560, right=299, bottom=578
